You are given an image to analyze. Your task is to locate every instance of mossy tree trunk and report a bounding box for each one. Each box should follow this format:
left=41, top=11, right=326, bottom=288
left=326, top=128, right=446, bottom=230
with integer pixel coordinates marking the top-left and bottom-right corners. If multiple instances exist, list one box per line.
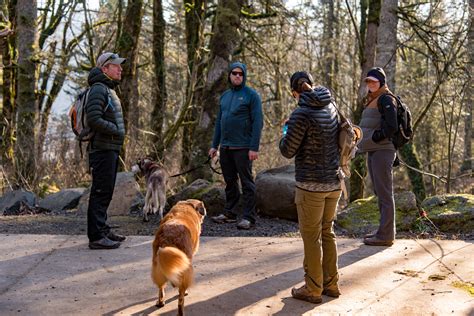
left=116, top=0, right=144, bottom=162
left=0, top=0, right=16, bottom=170
left=150, top=0, right=166, bottom=159
left=190, top=0, right=244, bottom=181
left=349, top=0, right=381, bottom=201
left=15, top=0, right=38, bottom=187
left=181, top=0, right=206, bottom=177
left=461, top=0, right=473, bottom=173
left=398, top=143, right=426, bottom=202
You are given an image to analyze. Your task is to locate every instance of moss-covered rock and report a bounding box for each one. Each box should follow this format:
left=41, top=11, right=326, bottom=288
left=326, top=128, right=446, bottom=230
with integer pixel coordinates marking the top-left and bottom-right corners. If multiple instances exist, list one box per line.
left=166, top=179, right=227, bottom=216
left=336, top=193, right=474, bottom=235
left=421, top=194, right=474, bottom=233
left=336, top=191, right=419, bottom=235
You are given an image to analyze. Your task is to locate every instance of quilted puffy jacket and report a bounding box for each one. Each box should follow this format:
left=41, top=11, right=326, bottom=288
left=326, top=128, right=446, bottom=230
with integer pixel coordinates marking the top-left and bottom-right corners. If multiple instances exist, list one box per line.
left=279, top=86, right=340, bottom=183
left=85, top=67, right=125, bottom=152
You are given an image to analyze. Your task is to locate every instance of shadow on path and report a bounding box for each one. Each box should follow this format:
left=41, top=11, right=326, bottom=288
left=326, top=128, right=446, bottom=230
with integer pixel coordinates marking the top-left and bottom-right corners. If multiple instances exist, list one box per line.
left=111, top=242, right=386, bottom=315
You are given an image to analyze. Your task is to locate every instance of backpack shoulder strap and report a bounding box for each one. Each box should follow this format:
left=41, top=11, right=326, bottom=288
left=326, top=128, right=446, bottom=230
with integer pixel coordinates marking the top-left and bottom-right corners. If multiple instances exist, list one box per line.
left=89, top=82, right=112, bottom=111
left=377, top=92, right=398, bottom=113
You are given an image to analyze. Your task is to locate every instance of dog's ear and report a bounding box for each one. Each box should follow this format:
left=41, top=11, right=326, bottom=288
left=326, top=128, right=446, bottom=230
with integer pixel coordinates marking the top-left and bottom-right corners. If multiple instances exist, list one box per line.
left=186, top=199, right=206, bottom=217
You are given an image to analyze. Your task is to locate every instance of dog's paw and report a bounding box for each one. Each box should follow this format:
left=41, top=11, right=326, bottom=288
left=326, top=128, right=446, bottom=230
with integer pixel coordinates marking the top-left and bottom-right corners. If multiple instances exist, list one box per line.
left=156, top=300, right=165, bottom=308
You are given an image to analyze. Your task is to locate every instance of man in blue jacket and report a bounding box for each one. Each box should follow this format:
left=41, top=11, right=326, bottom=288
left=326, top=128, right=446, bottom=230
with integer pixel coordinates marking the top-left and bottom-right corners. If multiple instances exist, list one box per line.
left=209, top=62, right=263, bottom=230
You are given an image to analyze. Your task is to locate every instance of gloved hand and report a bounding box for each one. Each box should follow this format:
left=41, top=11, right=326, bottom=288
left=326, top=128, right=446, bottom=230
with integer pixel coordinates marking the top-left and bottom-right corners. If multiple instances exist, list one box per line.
left=372, top=130, right=385, bottom=143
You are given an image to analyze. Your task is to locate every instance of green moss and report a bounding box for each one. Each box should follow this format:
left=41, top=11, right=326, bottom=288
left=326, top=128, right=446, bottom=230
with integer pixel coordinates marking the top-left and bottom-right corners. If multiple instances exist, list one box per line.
left=336, top=196, right=379, bottom=231
left=189, top=186, right=212, bottom=199
left=451, top=281, right=474, bottom=297
left=421, top=194, right=474, bottom=233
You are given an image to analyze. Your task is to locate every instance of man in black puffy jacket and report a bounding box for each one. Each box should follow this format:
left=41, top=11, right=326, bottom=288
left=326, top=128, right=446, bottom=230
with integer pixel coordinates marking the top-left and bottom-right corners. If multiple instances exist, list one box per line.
left=279, top=71, right=342, bottom=304
left=85, top=52, right=126, bottom=250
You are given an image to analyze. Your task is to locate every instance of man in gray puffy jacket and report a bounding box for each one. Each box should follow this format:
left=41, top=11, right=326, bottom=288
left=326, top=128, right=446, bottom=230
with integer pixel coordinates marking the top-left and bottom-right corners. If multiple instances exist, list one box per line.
left=85, top=52, right=126, bottom=250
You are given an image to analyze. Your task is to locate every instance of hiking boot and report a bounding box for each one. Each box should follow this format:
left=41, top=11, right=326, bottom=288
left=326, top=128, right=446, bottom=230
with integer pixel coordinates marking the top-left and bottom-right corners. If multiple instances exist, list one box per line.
left=237, top=219, right=253, bottom=230
left=322, top=288, right=341, bottom=298
left=107, top=231, right=126, bottom=242
left=89, top=237, right=121, bottom=250
left=363, top=236, right=394, bottom=246
left=291, top=285, right=322, bottom=304
left=211, top=214, right=237, bottom=224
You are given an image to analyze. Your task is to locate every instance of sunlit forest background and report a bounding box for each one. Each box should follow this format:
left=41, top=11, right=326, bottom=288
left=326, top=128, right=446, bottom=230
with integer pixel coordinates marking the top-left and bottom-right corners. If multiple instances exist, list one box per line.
left=0, top=0, right=472, bottom=202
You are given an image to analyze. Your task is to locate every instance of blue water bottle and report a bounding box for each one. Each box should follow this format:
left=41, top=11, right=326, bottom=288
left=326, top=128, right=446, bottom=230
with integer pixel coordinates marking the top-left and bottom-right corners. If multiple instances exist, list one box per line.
left=282, top=124, right=288, bottom=136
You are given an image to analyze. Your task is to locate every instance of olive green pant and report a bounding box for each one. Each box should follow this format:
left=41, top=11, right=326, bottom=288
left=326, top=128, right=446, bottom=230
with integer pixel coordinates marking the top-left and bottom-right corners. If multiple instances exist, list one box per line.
left=295, top=188, right=341, bottom=295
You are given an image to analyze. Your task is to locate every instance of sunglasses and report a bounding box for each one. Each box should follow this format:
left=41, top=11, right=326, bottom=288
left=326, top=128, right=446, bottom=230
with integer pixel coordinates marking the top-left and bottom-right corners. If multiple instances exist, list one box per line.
left=231, top=71, right=243, bottom=77
left=101, top=53, right=119, bottom=67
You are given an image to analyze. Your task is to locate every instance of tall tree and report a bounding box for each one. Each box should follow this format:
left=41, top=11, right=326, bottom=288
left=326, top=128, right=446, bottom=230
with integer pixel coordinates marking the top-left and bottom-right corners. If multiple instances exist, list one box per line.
left=150, top=0, right=167, bottom=159
left=190, top=0, right=245, bottom=180
left=349, top=0, right=381, bottom=201
left=0, top=0, right=15, bottom=168
left=322, top=0, right=337, bottom=88
left=116, top=0, right=144, bottom=160
left=374, top=0, right=425, bottom=202
left=461, top=0, right=473, bottom=173
left=375, top=0, right=397, bottom=91
left=181, top=0, right=206, bottom=172
left=15, top=0, right=38, bottom=187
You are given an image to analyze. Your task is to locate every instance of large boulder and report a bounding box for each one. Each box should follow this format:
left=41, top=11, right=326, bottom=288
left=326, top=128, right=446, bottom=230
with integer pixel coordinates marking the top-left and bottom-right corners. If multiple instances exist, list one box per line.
left=421, top=194, right=474, bottom=233
left=256, top=165, right=297, bottom=221
left=167, top=179, right=226, bottom=216
left=335, top=191, right=418, bottom=235
left=38, top=188, right=86, bottom=212
left=0, top=190, right=37, bottom=215
left=77, top=172, right=141, bottom=216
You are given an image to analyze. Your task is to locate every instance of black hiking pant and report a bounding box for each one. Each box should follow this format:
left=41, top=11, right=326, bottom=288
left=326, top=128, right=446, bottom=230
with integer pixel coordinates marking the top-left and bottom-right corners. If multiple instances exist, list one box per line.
left=87, top=150, right=119, bottom=242
left=219, top=147, right=256, bottom=223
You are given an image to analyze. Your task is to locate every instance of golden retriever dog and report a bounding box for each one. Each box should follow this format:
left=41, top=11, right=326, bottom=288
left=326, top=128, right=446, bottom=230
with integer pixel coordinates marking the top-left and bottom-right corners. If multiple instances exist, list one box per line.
left=151, top=199, right=206, bottom=316
left=131, top=158, right=168, bottom=222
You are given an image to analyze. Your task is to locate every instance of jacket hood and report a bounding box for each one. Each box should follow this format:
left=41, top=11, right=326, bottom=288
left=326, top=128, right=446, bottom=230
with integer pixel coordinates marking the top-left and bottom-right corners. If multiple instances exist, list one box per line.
left=298, top=86, right=333, bottom=108
left=87, top=67, right=120, bottom=88
left=228, top=62, right=247, bottom=88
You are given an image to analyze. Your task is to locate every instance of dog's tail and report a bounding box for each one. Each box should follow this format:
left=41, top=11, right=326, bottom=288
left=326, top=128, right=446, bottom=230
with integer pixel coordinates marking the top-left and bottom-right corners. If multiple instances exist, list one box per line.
left=156, top=247, right=190, bottom=285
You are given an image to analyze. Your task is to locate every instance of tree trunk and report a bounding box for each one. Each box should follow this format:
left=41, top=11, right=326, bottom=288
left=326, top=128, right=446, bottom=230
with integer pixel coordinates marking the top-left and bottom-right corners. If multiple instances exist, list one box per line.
left=398, top=143, right=426, bottom=202
left=350, top=0, right=381, bottom=201
left=150, top=0, right=167, bottom=159
left=15, top=0, right=38, bottom=187
left=375, top=0, right=397, bottom=91
left=191, top=0, right=244, bottom=180
left=374, top=0, right=426, bottom=201
left=116, top=0, right=143, bottom=162
left=461, top=0, right=473, bottom=173
left=322, top=0, right=335, bottom=88
left=0, top=0, right=15, bottom=168
left=181, top=0, right=205, bottom=174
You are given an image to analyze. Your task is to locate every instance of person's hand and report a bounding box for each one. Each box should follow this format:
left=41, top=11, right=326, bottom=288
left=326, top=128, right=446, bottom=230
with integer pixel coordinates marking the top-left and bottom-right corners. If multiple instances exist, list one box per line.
left=209, top=148, right=218, bottom=158
left=248, top=150, right=259, bottom=161
left=371, top=130, right=385, bottom=143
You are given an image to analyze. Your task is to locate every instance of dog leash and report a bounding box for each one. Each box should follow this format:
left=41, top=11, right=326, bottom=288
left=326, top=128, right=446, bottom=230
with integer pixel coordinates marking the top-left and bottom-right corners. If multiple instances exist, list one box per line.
left=169, top=156, right=222, bottom=178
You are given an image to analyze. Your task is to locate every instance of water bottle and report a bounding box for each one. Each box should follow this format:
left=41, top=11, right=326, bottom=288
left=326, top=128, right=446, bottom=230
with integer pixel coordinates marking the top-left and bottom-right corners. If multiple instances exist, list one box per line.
left=282, top=124, right=288, bottom=136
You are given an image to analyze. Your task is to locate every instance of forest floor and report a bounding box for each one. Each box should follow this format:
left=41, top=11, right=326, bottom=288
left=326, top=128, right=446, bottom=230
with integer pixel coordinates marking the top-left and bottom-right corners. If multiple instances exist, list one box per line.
left=1, top=207, right=471, bottom=240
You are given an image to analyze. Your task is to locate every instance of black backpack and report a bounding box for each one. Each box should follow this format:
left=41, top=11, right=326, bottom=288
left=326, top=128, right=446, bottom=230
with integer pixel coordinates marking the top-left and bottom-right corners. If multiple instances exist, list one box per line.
left=378, top=93, right=413, bottom=149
